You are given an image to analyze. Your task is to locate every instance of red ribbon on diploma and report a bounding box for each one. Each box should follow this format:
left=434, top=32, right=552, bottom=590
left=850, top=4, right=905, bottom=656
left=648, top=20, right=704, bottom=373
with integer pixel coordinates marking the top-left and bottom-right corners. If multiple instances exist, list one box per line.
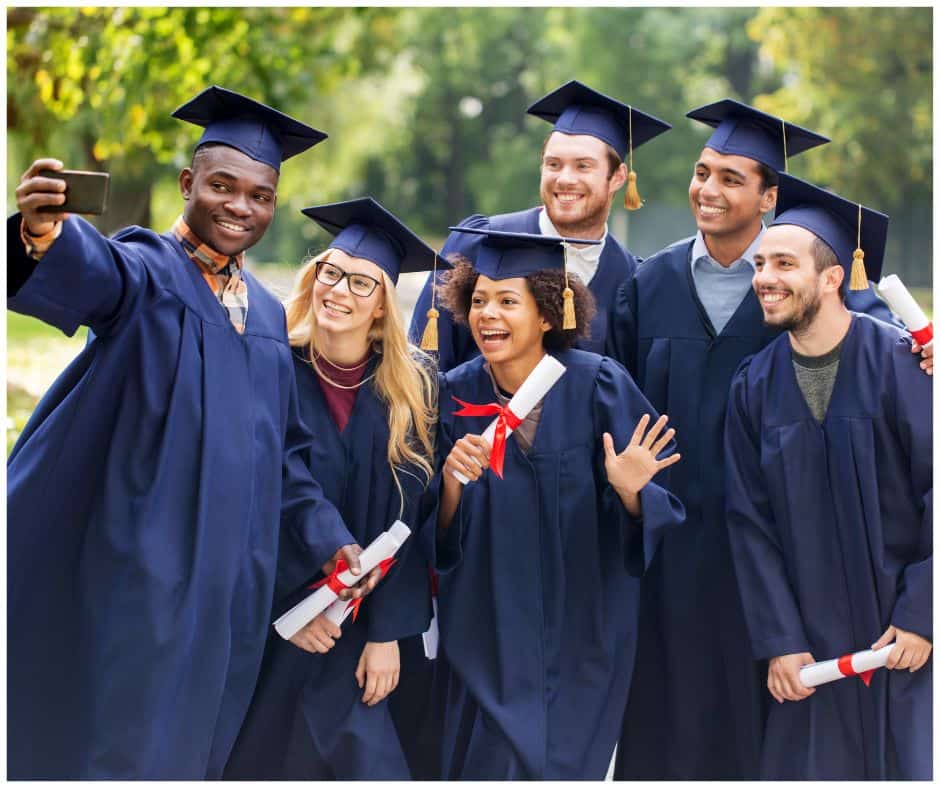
left=452, top=396, right=523, bottom=479
left=309, top=558, right=353, bottom=594
left=837, top=653, right=875, bottom=687
left=911, top=323, right=933, bottom=347
left=343, top=557, right=398, bottom=622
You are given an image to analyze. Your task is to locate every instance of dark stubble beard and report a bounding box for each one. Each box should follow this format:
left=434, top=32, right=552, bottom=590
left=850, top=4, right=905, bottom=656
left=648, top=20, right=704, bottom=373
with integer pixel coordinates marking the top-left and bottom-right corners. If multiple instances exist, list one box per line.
left=772, top=284, right=824, bottom=336
left=544, top=193, right=613, bottom=238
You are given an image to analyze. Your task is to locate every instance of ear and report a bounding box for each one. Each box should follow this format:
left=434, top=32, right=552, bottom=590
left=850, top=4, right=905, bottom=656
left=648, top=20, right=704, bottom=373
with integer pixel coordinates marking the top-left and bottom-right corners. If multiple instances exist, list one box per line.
left=759, top=184, right=777, bottom=215
left=179, top=168, right=194, bottom=200
left=539, top=314, right=552, bottom=333
left=610, top=161, right=628, bottom=193
left=824, top=262, right=845, bottom=294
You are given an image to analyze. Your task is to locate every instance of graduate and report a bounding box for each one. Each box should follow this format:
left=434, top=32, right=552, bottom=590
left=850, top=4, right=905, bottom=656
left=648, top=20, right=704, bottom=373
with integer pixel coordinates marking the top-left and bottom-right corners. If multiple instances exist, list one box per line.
left=428, top=228, right=685, bottom=779
left=725, top=174, right=932, bottom=780
left=606, top=101, right=925, bottom=780
left=6, top=86, right=372, bottom=780
left=223, top=198, right=440, bottom=779
left=410, top=80, right=670, bottom=369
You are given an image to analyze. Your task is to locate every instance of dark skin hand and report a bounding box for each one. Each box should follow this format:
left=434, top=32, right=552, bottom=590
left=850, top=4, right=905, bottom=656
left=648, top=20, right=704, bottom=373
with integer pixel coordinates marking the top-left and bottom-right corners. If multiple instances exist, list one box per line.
left=322, top=543, right=383, bottom=601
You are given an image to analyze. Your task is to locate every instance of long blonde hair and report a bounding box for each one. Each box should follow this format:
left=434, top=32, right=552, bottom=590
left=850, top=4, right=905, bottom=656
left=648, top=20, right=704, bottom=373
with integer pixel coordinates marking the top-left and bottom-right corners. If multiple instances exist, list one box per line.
left=284, top=249, right=437, bottom=512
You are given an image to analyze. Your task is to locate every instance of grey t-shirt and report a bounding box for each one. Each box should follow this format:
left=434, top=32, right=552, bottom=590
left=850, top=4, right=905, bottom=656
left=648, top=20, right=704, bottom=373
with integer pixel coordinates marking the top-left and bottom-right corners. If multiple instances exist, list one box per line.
left=791, top=339, right=844, bottom=423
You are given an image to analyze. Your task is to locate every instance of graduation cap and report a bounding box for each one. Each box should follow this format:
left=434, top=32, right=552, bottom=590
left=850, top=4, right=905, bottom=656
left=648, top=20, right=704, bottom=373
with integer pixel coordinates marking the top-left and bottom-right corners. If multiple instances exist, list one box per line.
left=448, top=226, right=601, bottom=329
left=686, top=99, right=829, bottom=173
left=771, top=173, right=889, bottom=290
left=172, top=85, right=327, bottom=172
left=527, top=80, right=672, bottom=210
left=302, top=198, right=448, bottom=348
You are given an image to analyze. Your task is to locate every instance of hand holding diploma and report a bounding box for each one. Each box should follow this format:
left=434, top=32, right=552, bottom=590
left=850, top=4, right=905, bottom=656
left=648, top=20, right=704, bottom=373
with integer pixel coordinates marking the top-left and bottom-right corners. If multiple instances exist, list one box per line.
left=275, top=521, right=411, bottom=641
left=769, top=652, right=816, bottom=703
left=603, top=414, right=681, bottom=518
left=289, top=613, right=342, bottom=655
left=878, top=274, right=933, bottom=375
left=871, top=624, right=932, bottom=672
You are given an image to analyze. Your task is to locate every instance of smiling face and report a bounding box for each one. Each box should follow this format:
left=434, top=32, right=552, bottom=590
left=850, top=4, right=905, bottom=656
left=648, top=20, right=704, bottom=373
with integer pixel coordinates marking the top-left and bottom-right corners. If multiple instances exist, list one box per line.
left=311, top=248, right=386, bottom=340
left=540, top=132, right=626, bottom=236
left=753, top=223, right=843, bottom=332
left=689, top=147, right=775, bottom=247
left=179, top=144, right=278, bottom=256
left=468, top=275, right=550, bottom=368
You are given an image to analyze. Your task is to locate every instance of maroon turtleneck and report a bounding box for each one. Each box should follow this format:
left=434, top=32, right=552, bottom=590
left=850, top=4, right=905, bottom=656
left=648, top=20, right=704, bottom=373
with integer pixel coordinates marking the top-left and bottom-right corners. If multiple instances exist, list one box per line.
left=314, top=352, right=371, bottom=432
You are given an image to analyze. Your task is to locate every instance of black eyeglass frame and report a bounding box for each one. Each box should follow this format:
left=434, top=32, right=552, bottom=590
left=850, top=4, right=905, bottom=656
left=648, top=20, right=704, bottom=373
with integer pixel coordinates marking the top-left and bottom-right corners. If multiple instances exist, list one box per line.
left=315, top=260, right=384, bottom=298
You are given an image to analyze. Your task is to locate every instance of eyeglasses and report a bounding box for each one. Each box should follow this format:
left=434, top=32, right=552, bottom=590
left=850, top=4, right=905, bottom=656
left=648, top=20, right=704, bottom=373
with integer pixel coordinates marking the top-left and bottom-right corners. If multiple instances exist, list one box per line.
left=315, top=261, right=383, bottom=298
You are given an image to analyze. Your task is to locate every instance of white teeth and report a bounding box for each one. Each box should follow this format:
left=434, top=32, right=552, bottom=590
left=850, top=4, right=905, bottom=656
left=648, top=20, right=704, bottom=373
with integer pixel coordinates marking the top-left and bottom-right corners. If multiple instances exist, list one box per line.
left=761, top=292, right=787, bottom=303
left=217, top=220, right=248, bottom=232
left=556, top=194, right=581, bottom=203
left=480, top=329, right=509, bottom=338
left=698, top=205, right=726, bottom=216
left=324, top=300, right=352, bottom=315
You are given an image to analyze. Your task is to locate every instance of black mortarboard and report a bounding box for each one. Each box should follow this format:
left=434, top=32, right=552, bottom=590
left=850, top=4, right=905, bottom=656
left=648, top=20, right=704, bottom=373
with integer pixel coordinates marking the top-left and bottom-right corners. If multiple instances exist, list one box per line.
left=173, top=85, right=327, bottom=172
left=771, top=173, right=889, bottom=289
left=686, top=99, right=829, bottom=172
left=301, top=197, right=446, bottom=286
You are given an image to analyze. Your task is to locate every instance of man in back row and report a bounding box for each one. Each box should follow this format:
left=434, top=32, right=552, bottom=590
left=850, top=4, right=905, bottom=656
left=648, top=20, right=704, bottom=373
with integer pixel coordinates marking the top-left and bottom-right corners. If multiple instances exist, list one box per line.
left=410, top=79, right=670, bottom=366
left=608, top=100, right=931, bottom=780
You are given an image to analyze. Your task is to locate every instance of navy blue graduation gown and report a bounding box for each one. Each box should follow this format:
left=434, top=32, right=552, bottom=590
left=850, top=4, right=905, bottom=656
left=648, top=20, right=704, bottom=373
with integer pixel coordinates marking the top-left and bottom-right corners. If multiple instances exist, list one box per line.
left=425, top=349, right=684, bottom=779
left=223, top=352, right=434, bottom=780
left=6, top=215, right=353, bottom=780
left=607, top=237, right=897, bottom=780
left=409, top=207, right=639, bottom=371
left=725, top=314, right=932, bottom=780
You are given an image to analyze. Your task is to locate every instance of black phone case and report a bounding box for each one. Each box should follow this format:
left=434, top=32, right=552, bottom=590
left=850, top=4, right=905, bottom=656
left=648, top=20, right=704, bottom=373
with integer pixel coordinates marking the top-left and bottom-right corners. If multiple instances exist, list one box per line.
left=37, top=170, right=110, bottom=215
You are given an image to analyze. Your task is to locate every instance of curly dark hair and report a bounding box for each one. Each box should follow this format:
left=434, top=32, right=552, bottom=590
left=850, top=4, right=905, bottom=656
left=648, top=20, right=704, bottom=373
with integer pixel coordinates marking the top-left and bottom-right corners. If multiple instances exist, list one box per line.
left=439, top=255, right=596, bottom=352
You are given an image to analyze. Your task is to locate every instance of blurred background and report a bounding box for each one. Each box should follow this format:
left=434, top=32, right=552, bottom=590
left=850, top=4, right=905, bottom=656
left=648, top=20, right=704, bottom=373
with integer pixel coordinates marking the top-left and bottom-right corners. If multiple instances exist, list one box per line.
left=6, top=6, right=933, bottom=452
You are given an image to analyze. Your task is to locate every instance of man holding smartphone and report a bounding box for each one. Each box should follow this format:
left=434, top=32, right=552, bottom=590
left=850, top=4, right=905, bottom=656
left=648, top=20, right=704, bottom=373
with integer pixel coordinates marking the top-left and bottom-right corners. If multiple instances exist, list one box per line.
left=7, top=86, right=378, bottom=780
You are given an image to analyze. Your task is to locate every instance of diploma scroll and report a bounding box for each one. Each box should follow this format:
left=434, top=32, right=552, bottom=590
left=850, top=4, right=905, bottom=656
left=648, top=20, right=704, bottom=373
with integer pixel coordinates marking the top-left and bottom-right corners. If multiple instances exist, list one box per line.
left=274, top=520, right=411, bottom=640
left=452, top=354, right=566, bottom=484
left=799, top=643, right=896, bottom=688
left=878, top=275, right=933, bottom=347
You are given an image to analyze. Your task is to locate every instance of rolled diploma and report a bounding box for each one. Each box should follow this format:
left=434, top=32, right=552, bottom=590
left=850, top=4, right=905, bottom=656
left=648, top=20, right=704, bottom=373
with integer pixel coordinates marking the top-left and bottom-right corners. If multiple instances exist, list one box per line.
left=452, top=354, right=566, bottom=485
left=799, top=643, right=896, bottom=688
left=878, top=275, right=932, bottom=346
left=274, top=520, right=412, bottom=640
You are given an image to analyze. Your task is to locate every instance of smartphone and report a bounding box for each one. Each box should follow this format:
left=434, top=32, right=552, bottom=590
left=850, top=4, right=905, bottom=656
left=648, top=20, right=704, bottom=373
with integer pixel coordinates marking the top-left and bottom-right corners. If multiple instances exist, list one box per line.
left=37, top=169, right=111, bottom=215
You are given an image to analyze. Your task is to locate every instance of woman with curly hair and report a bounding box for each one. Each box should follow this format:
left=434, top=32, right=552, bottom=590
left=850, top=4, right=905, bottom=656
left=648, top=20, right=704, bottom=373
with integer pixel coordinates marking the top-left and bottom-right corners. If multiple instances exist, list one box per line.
left=224, top=199, right=440, bottom=779
left=428, top=227, right=685, bottom=780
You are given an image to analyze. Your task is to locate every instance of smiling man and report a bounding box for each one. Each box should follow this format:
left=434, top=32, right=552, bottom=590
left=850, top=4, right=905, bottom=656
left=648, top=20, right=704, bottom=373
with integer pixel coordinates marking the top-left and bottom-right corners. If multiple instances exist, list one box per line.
left=410, top=80, right=670, bottom=370
left=6, top=86, right=372, bottom=779
left=725, top=174, right=931, bottom=779
left=606, top=100, right=922, bottom=781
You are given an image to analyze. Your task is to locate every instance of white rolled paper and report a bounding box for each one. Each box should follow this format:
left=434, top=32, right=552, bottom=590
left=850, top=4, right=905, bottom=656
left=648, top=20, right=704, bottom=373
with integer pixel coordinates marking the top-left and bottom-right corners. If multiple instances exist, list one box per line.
left=878, top=275, right=932, bottom=346
left=274, top=520, right=411, bottom=640
left=452, top=354, right=567, bottom=485
left=799, top=643, right=896, bottom=688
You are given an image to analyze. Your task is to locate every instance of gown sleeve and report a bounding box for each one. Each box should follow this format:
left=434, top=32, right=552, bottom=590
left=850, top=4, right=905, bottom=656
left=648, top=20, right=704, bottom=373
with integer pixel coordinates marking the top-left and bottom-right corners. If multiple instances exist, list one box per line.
left=887, top=337, right=933, bottom=638
left=724, top=362, right=813, bottom=659
left=365, top=468, right=435, bottom=643
left=604, top=275, right=640, bottom=379
left=280, top=371, right=355, bottom=572
left=8, top=214, right=152, bottom=338
left=592, top=356, right=685, bottom=576
left=845, top=283, right=904, bottom=329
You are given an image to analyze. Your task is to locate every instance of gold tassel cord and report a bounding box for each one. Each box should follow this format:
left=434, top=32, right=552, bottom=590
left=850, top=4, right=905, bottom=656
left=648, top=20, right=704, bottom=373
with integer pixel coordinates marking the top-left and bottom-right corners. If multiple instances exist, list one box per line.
left=562, top=242, right=577, bottom=330
left=849, top=204, right=869, bottom=291
left=623, top=107, right=643, bottom=211
left=419, top=251, right=441, bottom=350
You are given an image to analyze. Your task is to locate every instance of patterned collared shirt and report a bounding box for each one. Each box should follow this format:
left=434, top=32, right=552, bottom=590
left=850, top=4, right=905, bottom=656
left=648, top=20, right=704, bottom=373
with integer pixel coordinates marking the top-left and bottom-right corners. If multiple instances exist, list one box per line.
left=172, top=217, right=248, bottom=333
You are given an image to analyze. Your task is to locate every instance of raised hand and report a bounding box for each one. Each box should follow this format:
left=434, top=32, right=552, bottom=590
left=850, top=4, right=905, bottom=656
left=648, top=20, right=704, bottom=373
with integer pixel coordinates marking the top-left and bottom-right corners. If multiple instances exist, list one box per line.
left=603, top=413, right=681, bottom=497
left=16, top=158, right=69, bottom=235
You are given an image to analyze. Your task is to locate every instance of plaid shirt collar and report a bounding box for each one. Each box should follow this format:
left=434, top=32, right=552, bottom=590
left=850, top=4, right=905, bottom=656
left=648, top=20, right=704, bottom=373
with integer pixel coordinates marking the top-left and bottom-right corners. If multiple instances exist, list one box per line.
left=171, top=216, right=245, bottom=274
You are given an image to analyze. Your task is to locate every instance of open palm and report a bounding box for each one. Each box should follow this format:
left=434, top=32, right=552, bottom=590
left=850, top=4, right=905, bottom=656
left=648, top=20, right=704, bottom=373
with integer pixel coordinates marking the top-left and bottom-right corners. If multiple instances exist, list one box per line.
left=604, top=414, right=681, bottom=495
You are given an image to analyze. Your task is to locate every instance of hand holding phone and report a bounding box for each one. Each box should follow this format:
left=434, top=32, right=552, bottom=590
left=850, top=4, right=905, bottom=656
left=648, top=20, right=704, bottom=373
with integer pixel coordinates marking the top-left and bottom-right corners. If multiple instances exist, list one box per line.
left=37, top=169, right=110, bottom=215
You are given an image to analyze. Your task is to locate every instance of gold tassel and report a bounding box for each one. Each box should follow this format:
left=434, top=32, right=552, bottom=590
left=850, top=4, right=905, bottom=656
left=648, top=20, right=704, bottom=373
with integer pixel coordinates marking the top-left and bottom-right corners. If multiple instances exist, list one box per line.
left=562, top=287, right=576, bottom=330
left=624, top=170, right=643, bottom=211
left=419, top=307, right=439, bottom=350
left=849, top=248, right=869, bottom=291
left=849, top=204, right=868, bottom=290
